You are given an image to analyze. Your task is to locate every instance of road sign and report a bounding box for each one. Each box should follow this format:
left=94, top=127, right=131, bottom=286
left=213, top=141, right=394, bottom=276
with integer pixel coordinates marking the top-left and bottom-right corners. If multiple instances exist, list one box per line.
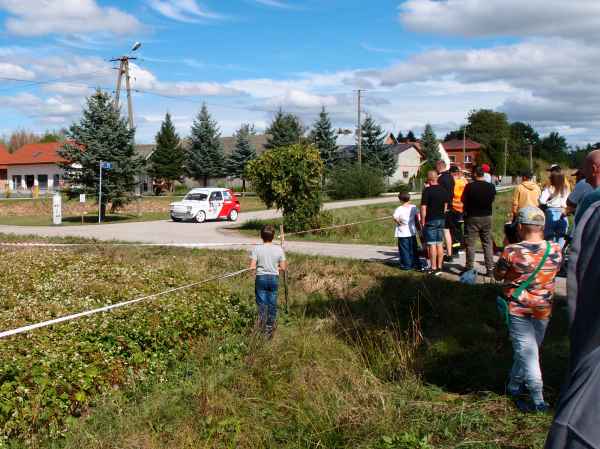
left=79, top=194, right=86, bottom=203
left=52, top=192, right=62, bottom=225
left=100, top=162, right=112, bottom=170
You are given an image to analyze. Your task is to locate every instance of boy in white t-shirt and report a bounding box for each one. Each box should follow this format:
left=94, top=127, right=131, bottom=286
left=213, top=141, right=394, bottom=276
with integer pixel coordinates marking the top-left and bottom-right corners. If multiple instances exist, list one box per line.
left=393, top=192, right=421, bottom=270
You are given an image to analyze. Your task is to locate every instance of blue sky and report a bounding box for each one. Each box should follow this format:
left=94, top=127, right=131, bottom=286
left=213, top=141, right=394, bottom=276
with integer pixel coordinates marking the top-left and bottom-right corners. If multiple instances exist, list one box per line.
left=0, top=0, right=599, bottom=145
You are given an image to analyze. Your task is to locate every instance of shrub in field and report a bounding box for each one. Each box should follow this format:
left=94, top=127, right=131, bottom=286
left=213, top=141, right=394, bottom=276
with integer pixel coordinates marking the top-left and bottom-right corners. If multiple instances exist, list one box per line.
left=245, top=143, right=323, bottom=232
left=387, top=180, right=411, bottom=194
left=328, top=164, right=386, bottom=200
left=0, top=249, right=254, bottom=443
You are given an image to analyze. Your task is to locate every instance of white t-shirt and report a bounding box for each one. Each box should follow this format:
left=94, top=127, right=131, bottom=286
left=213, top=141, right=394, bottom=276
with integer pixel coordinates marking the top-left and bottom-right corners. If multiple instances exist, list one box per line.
left=393, top=203, right=418, bottom=238
left=483, top=173, right=492, bottom=183
left=540, top=186, right=569, bottom=208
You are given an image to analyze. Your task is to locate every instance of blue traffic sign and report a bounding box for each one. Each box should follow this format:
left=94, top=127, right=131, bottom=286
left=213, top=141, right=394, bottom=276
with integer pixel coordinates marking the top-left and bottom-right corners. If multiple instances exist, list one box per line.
left=100, top=162, right=112, bottom=170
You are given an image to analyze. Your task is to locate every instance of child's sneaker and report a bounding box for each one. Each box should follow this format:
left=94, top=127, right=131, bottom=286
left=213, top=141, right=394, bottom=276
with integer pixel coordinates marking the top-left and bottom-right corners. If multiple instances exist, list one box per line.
left=515, top=399, right=549, bottom=413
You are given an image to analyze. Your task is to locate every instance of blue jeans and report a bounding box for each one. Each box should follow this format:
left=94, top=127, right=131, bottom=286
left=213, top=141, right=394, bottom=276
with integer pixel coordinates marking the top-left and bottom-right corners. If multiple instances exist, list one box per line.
left=424, top=219, right=445, bottom=245
left=544, top=207, right=568, bottom=248
left=508, top=314, right=549, bottom=405
left=255, top=275, right=279, bottom=335
left=397, top=236, right=419, bottom=270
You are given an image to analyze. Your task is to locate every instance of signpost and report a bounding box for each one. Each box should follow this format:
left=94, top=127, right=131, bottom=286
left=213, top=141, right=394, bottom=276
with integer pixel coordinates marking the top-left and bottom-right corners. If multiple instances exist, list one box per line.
left=98, top=161, right=112, bottom=223
left=52, top=192, right=62, bottom=225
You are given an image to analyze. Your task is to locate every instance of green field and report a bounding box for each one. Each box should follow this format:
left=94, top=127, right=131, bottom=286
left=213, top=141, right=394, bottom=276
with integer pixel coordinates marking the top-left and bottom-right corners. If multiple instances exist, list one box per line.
left=0, top=235, right=567, bottom=448
left=240, top=190, right=514, bottom=246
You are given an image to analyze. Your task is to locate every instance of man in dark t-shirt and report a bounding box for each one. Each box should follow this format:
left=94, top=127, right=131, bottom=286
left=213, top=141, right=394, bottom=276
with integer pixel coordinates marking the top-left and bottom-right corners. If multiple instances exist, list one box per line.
left=421, top=170, right=448, bottom=274
left=462, top=165, right=496, bottom=274
left=437, top=160, right=455, bottom=260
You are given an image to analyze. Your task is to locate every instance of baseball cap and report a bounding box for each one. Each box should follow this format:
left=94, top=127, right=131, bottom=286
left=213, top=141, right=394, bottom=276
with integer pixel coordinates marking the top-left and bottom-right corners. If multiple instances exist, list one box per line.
left=482, top=163, right=490, bottom=173
left=547, top=164, right=561, bottom=172
left=517, top=206, right=546, bottom=226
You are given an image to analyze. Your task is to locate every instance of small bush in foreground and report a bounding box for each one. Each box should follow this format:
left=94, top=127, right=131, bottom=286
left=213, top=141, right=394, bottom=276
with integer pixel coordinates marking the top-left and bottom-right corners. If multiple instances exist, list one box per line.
left=328, top=164, right=386, bottom=200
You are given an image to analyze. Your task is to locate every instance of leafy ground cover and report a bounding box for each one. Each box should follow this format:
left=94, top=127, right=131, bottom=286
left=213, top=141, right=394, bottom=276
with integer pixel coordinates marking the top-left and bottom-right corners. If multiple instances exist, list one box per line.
left=0, top=237, right=568, bottom=448
left=239, top=190, right=514, bottom=246
left=0, top=195, right=266, bottom=226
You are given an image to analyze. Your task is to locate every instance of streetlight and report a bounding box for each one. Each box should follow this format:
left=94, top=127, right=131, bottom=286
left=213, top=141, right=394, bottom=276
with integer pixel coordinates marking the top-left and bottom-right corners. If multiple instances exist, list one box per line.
left=131, top=41, right=142, bottom=53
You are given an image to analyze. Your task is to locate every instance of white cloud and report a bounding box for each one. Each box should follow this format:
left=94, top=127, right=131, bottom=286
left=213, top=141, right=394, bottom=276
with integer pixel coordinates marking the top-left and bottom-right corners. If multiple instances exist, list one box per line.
left=0, top=0, right=141, bottom=36
left=253, top=0, right=294, bottom=9
left=1, top=92, right=80, bottom=120
left=266, top=89, right=337, bottom=109
left=0, top=62, right=34, bottom=79
left=148, top=0, right=222, bottom=22
left=399, top=0, right=600, bottom=39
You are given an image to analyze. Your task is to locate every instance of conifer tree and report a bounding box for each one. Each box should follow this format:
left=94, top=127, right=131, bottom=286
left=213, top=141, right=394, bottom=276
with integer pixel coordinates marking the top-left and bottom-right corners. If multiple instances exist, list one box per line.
left=397, top=131, right=405, bottom=142
left=359, top=115, right=395, bottom=177
left=59, top=90, right=144, bottom=216
left=148, top=112, right=184, bottom=192
left=421, top=124, right=441, bottom=166
left=265, top=109, right=305, bottom=150
left=228, top=123, right=257, bottom=193
left=309, top=106, right=338, bottom=171
left=406, top=130, right=416, bottom=142
left=186, top=103, right=226, bottom=187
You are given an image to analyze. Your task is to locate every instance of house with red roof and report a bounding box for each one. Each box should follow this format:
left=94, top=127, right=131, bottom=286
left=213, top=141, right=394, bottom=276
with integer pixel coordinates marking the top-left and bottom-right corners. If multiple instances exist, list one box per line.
left=0, top=144, right=10, bottom=189
left=442, top=138, right=482, bottom=170
left=2, top=142, right=67, bottom=192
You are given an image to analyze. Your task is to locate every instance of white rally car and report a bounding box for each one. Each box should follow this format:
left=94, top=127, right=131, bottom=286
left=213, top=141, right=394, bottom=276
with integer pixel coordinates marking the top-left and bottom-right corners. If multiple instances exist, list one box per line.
left=169, top=188, right=241, bottom=223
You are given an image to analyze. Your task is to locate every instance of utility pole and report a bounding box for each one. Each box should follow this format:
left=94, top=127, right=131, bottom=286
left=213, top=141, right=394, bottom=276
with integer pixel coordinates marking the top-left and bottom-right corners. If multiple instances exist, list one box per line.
left=504, top=138, right=508, bottom=178
left=529, top=144, right=533, bottom=172
left=462, top=126, right=466, bottom=170
left=111, top=43, right=141, bottom=130
left=356, top=89, right=363, bottom=166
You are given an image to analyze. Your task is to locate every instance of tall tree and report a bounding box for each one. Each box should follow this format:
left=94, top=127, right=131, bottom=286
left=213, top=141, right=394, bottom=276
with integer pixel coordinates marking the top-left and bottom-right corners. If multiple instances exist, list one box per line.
left=148, top=112, right=184, bottom=192
left=7, top=130, right=39, bottom=151
left=539, top=131, right=569, bottom=163
left=406, top=130, right=416, bottom=142
left=396, top=131, right=405, bottom=142
left=466, top=109, right=511, bottom=172
left=309, top=106, right=338, bottom=172
left=360, top=115, right=395, bottom=177
left=265, top=109, right=305, bottom=150
left=421, top=124, right=440, bottom=166
left=59, top=90, right=144, bottom=216
left=228, top=123, right=257, bottom=193
left=186, top=104, right=226, bottom=187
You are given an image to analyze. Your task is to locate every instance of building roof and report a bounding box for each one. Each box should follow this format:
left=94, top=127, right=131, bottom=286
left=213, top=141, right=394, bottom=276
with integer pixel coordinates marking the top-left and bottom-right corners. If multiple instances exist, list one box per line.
left=220, top=134, right=269, bottom=155
left=442, top=139, right=482, bottom=151
left=338, top=143, right=424, bottom=159
left=7, top=142, right=68, bottom=165
left=134, top=144, right=156, bottom=160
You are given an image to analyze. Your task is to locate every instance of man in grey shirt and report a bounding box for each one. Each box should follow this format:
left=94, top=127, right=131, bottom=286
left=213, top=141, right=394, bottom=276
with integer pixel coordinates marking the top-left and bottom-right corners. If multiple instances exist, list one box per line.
left=249, top=224, right=287, bottom=338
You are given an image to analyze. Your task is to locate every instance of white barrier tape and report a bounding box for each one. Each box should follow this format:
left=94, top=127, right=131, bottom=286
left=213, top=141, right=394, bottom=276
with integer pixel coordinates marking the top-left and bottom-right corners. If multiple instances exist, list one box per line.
left=0, top=268, right=251, bottom=339
left=0, top=242, right=257, bottom=248
left=283, top=216, right=393, bottom=237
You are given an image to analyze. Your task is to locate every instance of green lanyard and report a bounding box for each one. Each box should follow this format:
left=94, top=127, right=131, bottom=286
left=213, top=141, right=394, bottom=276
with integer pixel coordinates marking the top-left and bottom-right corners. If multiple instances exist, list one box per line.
left=511, top=241, right=552, bottom=302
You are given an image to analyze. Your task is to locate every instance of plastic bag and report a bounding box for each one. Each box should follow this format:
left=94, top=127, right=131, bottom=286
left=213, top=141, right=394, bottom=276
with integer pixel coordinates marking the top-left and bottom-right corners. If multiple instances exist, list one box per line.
left=459, top=269, right=477, bottom=285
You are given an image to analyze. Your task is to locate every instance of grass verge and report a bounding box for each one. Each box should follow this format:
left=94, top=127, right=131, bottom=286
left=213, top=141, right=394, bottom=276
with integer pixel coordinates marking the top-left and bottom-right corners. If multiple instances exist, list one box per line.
left=0, top=236, right=566, bottom=448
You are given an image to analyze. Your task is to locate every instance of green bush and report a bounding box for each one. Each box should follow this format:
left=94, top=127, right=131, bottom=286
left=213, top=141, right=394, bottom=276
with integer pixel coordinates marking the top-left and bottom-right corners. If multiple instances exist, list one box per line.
left=328, top=164, right=386, bottom=200
left=388, top=180, right=411, bottom=194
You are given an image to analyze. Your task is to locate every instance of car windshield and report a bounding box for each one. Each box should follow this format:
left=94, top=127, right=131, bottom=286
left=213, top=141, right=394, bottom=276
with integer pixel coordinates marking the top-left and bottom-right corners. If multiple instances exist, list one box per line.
left=183, top=192, right=208, bottom=201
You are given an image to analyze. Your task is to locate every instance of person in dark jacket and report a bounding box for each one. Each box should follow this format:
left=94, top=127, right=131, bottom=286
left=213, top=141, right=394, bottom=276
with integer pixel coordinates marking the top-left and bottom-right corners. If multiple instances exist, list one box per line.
left=545, top=166, right=600, bottom=449
left=437, top=160, right=455, bottom=260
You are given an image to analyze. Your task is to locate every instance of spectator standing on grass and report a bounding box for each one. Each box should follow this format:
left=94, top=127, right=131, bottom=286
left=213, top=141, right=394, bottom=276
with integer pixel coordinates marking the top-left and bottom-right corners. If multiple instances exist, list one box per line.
left=421, top=170, right=448, bottom=275
left=482, top=163, right=493, bottom=183
left=393, top=192, right=421, bottom=271
left=545, top=158, right=600, bottom=449
left=436, top=160, right=455, bottom=261
left=249, top=224, right=287, bottom=338
left=539, top=172, right=570, bottom=249
left=462, top=165, right=496, bottom=276
left=494, top=207, right=562, bottom=413
left=450, top=166, right=467, bottom=252
left=512, top=171, right=542, bottom=218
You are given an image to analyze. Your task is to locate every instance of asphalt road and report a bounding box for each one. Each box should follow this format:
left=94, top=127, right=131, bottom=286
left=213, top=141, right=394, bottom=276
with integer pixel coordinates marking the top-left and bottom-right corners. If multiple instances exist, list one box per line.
left=0, top=191, right=566, bottom=295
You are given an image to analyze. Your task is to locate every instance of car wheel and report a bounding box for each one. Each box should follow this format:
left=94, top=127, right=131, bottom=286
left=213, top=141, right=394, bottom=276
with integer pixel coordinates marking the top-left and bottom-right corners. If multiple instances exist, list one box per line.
left=195, top=211, right=206, bottom=223
left=228, top=209, right=239, bottom=222
left=171, top=215, right=182, bottom=222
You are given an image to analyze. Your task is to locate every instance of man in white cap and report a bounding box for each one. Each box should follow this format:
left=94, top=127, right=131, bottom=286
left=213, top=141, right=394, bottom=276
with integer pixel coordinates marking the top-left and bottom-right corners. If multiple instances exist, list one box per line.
left=494, top=206, right=563, bottom=412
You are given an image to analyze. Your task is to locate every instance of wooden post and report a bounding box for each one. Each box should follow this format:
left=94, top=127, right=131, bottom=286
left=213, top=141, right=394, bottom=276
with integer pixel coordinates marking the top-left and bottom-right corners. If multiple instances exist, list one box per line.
left=280, top=224, right=289, bottom=314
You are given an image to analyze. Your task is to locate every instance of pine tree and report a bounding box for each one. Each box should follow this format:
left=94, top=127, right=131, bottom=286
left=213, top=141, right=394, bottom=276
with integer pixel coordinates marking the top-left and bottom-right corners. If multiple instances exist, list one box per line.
left=265, top=109, right=305, bottom=150
left=186, top=104, right=226, bottom=187
left=59, top=90, right=144, bottom=217
left=360, top=115, right=395, bottom=177
left=228, top=123, right=257, bottom=193
left=406, top=130, right=416, bottom=142
left=397, top=131, right=405, bottom=142
left=421, top=124, right=441, bottom=166
left=148, top=112, right=184, bottom=192
left=309, top=106, right=338, bottom=171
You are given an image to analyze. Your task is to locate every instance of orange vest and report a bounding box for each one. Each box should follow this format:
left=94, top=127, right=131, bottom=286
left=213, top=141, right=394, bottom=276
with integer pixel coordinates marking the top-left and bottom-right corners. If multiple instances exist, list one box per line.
left=452, top=177, right=467, bottom=213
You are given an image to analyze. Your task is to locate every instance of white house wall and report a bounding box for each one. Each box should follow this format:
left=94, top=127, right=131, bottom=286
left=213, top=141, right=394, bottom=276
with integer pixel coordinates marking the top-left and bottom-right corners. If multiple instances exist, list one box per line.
left=7, top=164, right=64, bottom=191
left=389, top=147, right=422, bottom=184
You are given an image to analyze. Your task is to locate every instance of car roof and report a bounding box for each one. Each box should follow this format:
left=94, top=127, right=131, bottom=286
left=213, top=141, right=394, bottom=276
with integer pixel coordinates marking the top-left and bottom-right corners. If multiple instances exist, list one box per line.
left=188, top=187, right=231, bottom=193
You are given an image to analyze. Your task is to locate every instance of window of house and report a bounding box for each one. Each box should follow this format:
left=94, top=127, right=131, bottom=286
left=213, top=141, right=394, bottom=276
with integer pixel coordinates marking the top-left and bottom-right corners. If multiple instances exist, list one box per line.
left=38, top=175, right=48, bottom=190
left=12, top=175, right=21, bottom=190
left=449, top=155, right=456, bottom=163
left=53, top=174, right=60, bottom=187
left=464, top=155, right=473, bottom=163
left=403, top=171, right=409, bottom=179
left=25, top=175, right=34, bottom=189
